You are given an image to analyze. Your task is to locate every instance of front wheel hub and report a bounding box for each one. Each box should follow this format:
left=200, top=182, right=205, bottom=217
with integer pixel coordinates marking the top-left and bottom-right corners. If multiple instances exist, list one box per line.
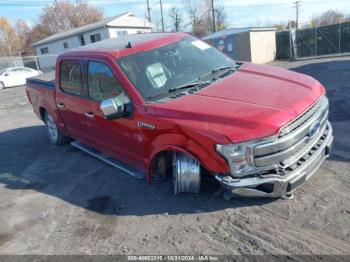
left=173, top=152, right=200, bottom=195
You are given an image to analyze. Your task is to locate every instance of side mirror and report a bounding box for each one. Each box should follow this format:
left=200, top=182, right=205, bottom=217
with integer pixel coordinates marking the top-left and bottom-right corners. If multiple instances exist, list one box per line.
left=100, top=93, right=132, bottom=120
left=4, top=73, right=9, bottom=77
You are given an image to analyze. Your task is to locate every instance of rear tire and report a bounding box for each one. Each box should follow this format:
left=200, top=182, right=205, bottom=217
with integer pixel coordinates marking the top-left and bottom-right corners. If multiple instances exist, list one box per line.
left=44, top=111, right=70, bottom=145
left=0, top=82, right=5, bottom=90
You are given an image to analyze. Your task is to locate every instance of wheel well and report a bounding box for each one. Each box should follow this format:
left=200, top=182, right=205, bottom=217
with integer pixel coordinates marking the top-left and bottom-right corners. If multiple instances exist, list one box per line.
left=151, top=150, right=219, bottom=194
left=150, top=151, right=173, bottom=181
left=150, top=150, right=207, bottom=180
left=39, top=107, right=46, bottom=122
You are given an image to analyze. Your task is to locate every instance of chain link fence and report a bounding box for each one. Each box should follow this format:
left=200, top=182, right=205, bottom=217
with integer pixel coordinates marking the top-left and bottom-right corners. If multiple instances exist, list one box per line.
left=0, top=55, right=58, bottom=72
left=276, top=21, right=350, bottom=60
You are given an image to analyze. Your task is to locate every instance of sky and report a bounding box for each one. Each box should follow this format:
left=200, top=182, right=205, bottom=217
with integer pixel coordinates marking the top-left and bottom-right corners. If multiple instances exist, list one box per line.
left=0, top=0, right=349, bottom=29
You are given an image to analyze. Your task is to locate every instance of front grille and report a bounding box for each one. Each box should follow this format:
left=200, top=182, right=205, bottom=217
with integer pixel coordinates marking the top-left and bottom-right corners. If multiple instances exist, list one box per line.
left=281, top=125, right=329, bottom=176
left=253, top=95, right=329, bottom=170
left=279, top=95, right=328, bottom=138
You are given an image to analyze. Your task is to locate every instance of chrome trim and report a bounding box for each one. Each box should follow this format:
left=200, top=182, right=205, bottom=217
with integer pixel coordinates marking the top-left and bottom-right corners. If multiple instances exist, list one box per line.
left=215, top=122, right=333, bottom=198
left=71, top=140, right=145, bottom=180
left=255, top=117, right=327, bottom=167
left=84, top=112, right=95, bottom=118
left=173, top=152, right=200, bottom=195
left=56, top=102, right=65, bottom=109
left=100, top=97, right=122, bottom=118
left=279, top=95, right=328, bottom=137
left=254, top=96, right=328, bottom=166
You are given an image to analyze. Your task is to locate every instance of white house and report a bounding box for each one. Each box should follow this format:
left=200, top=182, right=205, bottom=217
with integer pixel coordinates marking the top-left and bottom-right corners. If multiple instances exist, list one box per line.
left=32, top=12, right=154, bottom=70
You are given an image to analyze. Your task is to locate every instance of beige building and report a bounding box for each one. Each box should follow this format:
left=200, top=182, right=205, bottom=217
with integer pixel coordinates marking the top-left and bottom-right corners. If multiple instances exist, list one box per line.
left=202, top=27, right=277, bottom=64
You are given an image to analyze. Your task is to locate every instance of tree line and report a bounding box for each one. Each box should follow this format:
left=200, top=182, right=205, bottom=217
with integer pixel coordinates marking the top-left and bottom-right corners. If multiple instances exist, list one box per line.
left=273, top=10, right=350, bottom=30
left=0, top=0, right=227, bottom=57
left=167, top=0, right=226, bottom=36
left=0, top=0, right=229, bottom=57
left=1, top=0, right=348, bottom=57
left=0, top=0, right=102, bottom=56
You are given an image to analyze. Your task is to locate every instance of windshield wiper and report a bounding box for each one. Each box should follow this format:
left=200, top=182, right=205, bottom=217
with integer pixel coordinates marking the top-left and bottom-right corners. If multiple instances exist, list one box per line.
left=147, top=81, right=212, bottom=101
left=198, top=66, right=236, bottom=81
left=148, top=67, right=235, bottom=100
left=168, top=80, right=212, bottom=93
left=212, top=66, right=236, bottom=74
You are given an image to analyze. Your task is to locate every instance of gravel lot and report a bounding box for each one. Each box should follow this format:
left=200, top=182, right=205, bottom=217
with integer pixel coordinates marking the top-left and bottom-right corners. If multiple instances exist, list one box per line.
left=0, top=57, right=349, bottom=255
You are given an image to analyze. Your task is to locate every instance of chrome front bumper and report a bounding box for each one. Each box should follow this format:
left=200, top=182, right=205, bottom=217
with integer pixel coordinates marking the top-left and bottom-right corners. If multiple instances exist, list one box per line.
left=215, top=122, right=333, bottom=198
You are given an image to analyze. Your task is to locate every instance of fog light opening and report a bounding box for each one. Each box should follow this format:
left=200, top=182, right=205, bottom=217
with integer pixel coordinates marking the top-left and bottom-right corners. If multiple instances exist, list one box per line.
left=255, top=183, right=274, bottom=194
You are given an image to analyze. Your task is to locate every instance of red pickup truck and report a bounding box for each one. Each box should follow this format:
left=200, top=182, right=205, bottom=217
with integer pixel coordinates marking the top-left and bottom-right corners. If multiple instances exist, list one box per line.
left=26, top=32, right=333, bottom=198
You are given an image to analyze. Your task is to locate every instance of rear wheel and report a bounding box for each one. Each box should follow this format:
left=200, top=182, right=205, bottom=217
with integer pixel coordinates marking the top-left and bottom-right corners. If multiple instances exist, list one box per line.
left=44, top=111, right=70, bottom=145
left=0, top=82, right=5, bottom=90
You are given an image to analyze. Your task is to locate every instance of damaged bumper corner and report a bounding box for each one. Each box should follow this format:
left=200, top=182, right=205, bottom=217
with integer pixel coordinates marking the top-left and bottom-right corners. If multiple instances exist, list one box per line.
left=215, top=122, right=334, bottom=198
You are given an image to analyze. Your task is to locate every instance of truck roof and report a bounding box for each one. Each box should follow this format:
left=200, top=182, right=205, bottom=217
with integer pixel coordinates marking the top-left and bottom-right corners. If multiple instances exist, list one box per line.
left=63, top=32, right=188, bottom=58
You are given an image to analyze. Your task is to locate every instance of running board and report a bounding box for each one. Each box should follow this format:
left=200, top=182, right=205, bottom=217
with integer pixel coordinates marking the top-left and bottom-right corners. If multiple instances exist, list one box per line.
left=71, top=141, right=145, bottom=180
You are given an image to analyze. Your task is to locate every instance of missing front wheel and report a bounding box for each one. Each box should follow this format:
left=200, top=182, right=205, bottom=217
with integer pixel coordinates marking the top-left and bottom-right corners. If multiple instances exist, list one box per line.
left=172, top=152, right=201, bottom=195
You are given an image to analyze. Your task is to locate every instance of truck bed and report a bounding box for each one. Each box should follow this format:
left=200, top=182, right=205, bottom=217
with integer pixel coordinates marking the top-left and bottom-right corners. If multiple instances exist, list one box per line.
left=27, top=71, right=55, bottom=89
left=26, top=70, right=56, bottom=122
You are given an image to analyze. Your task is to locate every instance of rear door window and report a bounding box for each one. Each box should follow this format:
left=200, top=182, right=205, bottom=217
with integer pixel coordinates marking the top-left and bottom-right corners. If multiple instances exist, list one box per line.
left=60, top=60, right=86, bottom=96
left=87, top=61, right=123, bottom=101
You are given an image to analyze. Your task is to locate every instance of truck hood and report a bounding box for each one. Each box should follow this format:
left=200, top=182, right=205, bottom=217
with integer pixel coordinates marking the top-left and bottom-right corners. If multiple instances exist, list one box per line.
left=150, top=63, right=325, bottom=143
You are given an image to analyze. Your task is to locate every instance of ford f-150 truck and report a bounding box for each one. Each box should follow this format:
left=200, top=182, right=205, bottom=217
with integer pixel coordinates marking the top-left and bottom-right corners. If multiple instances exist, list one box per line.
left=26, top=32, right=333, bottom=198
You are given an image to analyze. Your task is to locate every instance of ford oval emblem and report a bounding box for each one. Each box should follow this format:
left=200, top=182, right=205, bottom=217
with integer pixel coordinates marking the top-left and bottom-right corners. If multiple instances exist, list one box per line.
left=308, top=121, right=321, bottom=137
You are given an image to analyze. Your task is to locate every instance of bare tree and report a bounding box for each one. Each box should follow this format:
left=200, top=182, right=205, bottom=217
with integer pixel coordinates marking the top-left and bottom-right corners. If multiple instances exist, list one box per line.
left=185, top=0, right=206, bottom=36
left=168, top=7, right=184, bottom=32
left=311, top=10, right=347, bottom=27
left=185, top=0, right=226, bottom=36
left=214, top=5, right=226, bottom=30
left=29, top=0, right=103, bottom=45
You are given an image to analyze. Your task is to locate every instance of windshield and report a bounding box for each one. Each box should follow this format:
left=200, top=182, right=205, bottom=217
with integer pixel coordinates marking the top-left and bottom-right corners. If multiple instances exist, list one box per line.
left=117, top=36, right=235, bottom=101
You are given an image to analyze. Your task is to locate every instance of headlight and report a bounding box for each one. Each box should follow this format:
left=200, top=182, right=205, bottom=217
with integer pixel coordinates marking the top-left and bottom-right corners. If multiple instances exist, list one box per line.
left=216, top=142, right=255, bottom=177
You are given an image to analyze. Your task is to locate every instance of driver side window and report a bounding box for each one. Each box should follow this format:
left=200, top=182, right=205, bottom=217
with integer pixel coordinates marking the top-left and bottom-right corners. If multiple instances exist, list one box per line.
left=87, top=61, right=123, bottom=101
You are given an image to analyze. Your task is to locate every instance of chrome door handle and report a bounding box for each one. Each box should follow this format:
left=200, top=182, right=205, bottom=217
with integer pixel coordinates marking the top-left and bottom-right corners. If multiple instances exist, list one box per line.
left=57, top=102, right=65, bottom=109
left=84, top=112, right=95, bottom=118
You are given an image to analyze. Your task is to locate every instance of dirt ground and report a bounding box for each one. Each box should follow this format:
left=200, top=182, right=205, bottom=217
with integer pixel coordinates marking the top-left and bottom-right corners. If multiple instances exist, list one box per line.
left=0, top=57, right=349, bottom=255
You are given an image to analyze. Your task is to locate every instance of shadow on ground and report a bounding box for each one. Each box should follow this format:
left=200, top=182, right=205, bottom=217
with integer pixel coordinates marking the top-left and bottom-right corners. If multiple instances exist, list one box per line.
left=0, top=125, right=272, bottom=216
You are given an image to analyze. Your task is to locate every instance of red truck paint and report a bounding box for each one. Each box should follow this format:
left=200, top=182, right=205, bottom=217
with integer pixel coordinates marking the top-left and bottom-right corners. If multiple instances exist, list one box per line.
left=26, top=32, right=326, bottom=188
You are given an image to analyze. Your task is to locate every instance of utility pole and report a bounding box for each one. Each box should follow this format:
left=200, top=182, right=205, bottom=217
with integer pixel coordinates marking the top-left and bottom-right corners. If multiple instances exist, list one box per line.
left=293, top=1, right=301, bottom=30
left=146, top=0, right=152, bottom=23
left=160, top=0, right=165, bottom=32
left=211, top=0, right=216, bottom=33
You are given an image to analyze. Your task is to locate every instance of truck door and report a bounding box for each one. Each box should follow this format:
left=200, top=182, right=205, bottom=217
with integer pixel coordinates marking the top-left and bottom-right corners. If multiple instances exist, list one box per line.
left=81, top=60, right=144, bottom=170
left=55, top=59, right=92, bottom=144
